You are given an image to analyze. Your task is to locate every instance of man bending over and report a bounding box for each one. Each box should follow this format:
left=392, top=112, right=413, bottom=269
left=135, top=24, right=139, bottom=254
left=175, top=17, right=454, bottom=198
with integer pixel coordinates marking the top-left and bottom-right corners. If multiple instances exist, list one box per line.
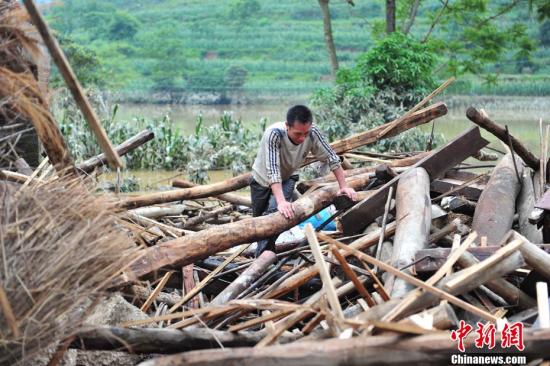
left=251, top=105, right=357, bottom=257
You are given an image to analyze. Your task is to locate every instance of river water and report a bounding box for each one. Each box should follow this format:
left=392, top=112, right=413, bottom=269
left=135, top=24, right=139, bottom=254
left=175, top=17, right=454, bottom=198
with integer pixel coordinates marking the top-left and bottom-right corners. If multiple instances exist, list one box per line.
left=112, top=96, right=550, bottom=188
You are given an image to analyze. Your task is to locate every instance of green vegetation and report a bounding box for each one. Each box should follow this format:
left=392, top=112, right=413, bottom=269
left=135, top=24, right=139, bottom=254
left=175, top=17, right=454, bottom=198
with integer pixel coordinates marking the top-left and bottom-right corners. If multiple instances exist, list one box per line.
left=53, top=89, right=261, bottom=183
left=312, top=33, right=443, bottom=152
left=45, top=0, right=549, bottom=100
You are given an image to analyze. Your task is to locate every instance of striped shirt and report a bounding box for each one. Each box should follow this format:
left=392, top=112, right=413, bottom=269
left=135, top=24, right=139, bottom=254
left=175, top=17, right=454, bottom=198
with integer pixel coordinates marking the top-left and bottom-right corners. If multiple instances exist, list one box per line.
left=252, top=122, right=341, bottom=187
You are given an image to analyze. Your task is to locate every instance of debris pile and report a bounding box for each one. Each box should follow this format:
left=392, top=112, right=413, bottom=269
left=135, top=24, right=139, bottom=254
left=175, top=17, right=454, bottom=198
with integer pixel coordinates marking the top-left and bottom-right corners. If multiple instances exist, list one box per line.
left=2, top=1, right=550, bottom=365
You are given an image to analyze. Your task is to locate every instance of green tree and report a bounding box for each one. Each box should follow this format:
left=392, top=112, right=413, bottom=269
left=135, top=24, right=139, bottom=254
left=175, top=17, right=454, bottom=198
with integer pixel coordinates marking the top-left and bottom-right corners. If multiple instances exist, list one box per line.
left=224, top=66, right=248, bottom=90
left=227, top=0, right=261, bottom=22
left=108, top=12, right=140, bottom=40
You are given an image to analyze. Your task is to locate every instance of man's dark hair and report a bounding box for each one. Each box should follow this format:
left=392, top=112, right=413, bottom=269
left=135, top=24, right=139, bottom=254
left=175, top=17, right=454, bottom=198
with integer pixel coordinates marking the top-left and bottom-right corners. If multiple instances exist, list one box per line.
left=286, top=105, right=313, bottom=126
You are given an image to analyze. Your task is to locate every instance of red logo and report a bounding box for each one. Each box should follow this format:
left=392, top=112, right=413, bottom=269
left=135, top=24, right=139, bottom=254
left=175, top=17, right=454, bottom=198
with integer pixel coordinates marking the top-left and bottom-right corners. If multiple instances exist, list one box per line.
left=451, top=321, right=524, bottom=352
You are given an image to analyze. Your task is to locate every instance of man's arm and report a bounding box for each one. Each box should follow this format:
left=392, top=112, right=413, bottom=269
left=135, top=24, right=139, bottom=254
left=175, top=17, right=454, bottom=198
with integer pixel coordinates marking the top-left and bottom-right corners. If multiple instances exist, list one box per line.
left=271, top=182, right=295, bottom=219
left=333, top=166, right=358, bottom=201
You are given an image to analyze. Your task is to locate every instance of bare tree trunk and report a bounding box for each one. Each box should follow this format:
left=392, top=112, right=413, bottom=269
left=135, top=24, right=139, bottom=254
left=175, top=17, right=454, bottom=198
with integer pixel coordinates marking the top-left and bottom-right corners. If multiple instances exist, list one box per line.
left=386, top=0, right=396, bottom=33
left=401, top=0, right=420, bottom=34
left=318, top=0, right=339, bottom=77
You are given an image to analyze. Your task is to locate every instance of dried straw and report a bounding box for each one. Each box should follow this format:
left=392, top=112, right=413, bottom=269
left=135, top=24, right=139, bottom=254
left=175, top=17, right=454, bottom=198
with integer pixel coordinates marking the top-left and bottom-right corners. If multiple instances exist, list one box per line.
left=0, top=175, right=140, bottom=365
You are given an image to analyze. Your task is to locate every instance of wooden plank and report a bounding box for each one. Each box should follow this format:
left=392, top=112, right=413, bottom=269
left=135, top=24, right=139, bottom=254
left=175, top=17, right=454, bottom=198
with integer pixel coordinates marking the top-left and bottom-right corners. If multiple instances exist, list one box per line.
left=304, top=224, right=344, bottom=322
left=22, top=0, right=122, bottom=169
left=341, top=127, right=489, bottom=235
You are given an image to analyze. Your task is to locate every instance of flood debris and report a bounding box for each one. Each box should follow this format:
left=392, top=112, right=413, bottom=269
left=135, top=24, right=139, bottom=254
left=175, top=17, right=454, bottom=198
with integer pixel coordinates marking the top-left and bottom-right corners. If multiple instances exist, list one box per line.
left=2, top=2, right=550, bottom=365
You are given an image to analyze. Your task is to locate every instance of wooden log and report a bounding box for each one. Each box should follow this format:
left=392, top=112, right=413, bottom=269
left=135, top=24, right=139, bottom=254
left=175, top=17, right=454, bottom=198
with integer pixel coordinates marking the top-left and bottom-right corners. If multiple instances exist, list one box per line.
left=0, top=170, right=31, bottom=184
left=114, top=174, right=371, bottom=287
left=304, top=102, right=447, bottom=164
left=121, top=174, right=253, bottom=209
left=471, top=154, right=523, bottom=245
left=22, top=0, right=122, bottom=169
left=340, top=127, right=489, bottom=235
left=455, top=250, right=536, bottom=310
left=130, top=204, right=187, bottom=219
left=517, top=168, right=543, bottom=243
left=466, top=106, right=539, bottom=170
left=210, top=251, right=277, bottom=306
left=513, top=231, right=550, bottom=281
left=182, top=265, right=199, bottom=309
left=138, top=328, right=550, bottom=366
left=297, top=156, right=422, bottom=193
left=386, top=168, right=431, bottom=297
left=172, top=178, right=252, bottom=207
left=358, top=250, right=527, bottom=323
left=183, top=205, right=234, bottom=229
left=70, top=326, right=296, bottom=354
left=77, top=129, right=155, bottom=174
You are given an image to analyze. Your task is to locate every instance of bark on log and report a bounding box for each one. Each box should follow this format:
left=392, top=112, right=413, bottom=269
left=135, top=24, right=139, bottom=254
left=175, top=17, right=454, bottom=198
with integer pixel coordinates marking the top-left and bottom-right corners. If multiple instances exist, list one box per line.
left=172, top=178, right=251, bottom=207
left=70, top=326, right=296, bottom=354
left=341, top=127, right=489, bottom=235
left=77, top=129, right=154, bottom=174
left=210, top=251, right=277, bottom=306
left=297, top=154, right=424, bottom=193
left=517, top=168, right=543, bottom=243
left=130, top=204, right=187, bottom=219
left=114, top=173, right=372, bottom=287
left=386, top=168, right=431, bottom=297
left=137, top=329, right=550, bottom=366
left=466, top=107, right=539, bottom=170
left=305, top=103, right=447, bottom=164
left=471, top=154, right=523, bottom=245
left=120, top=174, right=253, bottom=210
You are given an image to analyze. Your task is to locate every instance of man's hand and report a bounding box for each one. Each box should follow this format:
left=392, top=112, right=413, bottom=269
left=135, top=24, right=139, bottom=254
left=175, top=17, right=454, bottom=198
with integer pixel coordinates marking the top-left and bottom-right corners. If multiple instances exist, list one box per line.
left=338, top=187, right=358, bottom=201
left=277, top=200, right=295, bottom=219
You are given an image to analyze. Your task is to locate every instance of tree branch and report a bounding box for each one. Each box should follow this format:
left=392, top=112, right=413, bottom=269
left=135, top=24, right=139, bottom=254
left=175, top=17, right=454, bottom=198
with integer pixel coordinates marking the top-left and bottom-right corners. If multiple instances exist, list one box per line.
left=422, top=0, right=449, bottom=43
left=402, top=0, right=421, bottom=34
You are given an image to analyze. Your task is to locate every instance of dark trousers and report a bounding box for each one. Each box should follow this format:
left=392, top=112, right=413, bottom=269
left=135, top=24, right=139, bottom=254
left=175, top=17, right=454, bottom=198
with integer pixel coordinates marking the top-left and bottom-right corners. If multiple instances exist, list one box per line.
left=250, top=175, right=298, bottom=257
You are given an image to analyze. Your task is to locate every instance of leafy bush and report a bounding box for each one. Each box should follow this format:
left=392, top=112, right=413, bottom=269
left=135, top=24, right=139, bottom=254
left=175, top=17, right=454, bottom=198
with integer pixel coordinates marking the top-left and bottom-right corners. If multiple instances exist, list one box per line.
left=312, top=33, right=443, bottom=153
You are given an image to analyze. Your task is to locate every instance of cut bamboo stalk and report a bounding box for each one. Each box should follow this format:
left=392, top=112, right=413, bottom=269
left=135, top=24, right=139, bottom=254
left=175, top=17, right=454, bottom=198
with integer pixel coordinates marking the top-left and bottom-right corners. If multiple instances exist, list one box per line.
left=22, top=0, right=122, bottom=169
left=140, top=271, right=173, bottom=313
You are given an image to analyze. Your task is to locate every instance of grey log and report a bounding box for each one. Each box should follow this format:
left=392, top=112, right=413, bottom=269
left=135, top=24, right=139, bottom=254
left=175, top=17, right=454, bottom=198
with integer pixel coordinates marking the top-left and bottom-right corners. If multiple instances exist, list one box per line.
left=386, top=167, right=431, bottom=297
left=517, top=168, right=543, bottom=243
left=471, top=154, right=523, bottom=245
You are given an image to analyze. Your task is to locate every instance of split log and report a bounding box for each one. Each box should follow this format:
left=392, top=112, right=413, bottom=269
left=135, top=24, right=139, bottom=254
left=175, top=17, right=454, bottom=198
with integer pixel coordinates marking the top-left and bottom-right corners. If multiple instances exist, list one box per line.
left=137, top=329, right=550, bottom=366
left=386, top=168, right=431, bottom=297
left=471, top=154, right=523, bottom=245
left=77, top=129, right=155, bottom=174
left=183, top=205, right=234, bottom=229
left=466, top=106, right=539, bottom=170
left=70, top=326, right=296, bottom=354
left=210, top=251, right=277, bottom=306
left=341, top=127, right=489, bottom=235
left=517, top=168, right=543, bottom=243
left=121, top=174, right=252, bottom=210
left=114, top=173, right=372, bottom=286
left=172, top=178, right=252, bottom=207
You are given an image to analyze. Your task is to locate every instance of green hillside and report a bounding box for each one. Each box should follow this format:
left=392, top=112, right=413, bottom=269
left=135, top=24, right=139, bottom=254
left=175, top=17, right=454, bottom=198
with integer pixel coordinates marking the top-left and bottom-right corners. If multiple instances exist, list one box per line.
left=44, top=0, right=550, bottom=101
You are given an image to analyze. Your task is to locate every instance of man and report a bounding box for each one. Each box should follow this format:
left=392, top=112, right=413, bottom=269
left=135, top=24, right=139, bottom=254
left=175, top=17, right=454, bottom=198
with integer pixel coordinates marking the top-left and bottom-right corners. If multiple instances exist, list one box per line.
left=251, top=105, right=357, bottom=257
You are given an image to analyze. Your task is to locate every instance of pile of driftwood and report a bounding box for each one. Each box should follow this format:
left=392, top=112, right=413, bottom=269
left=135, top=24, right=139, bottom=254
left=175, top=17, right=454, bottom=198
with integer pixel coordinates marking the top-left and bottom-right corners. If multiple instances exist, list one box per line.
left=3, top=2, right=550, bottom=364
left=3, top=104, right=540, bottom=365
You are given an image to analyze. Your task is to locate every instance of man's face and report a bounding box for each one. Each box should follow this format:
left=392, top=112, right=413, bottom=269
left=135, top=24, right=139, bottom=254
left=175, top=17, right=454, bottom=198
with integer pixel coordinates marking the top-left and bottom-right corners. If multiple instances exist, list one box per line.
left=286, top=121, right=311, bottom=145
